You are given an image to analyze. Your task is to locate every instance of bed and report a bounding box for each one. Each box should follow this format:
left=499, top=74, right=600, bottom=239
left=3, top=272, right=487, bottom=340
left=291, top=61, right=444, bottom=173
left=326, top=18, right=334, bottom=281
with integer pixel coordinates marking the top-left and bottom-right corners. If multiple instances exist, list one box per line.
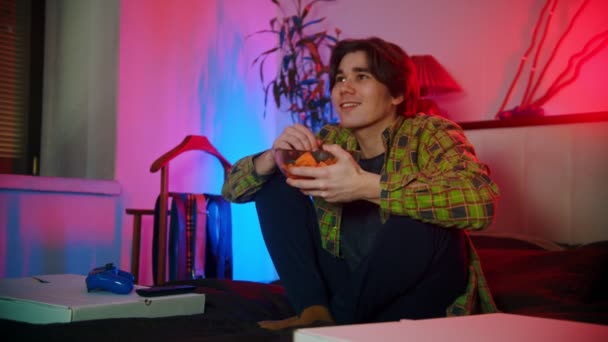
left=3, top=116, right=608, bottom=341
left=2, top=234, right=607, bottom=341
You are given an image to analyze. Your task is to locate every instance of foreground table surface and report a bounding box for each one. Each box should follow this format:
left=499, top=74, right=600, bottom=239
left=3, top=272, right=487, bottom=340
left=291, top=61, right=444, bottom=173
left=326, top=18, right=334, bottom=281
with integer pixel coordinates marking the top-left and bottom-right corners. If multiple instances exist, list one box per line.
left=294, top=313, right=608, bottom=342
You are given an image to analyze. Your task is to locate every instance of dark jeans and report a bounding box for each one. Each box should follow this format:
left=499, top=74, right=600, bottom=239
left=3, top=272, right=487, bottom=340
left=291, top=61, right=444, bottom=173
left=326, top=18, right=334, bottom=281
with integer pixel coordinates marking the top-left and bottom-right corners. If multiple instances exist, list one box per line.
left=255, top=173, right=468, bottom=325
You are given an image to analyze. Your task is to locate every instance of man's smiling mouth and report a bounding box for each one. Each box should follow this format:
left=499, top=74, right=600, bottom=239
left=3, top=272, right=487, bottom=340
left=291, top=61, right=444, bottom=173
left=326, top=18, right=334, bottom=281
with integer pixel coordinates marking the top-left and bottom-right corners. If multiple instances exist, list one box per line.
left=340, top=102, right=361, bottom=108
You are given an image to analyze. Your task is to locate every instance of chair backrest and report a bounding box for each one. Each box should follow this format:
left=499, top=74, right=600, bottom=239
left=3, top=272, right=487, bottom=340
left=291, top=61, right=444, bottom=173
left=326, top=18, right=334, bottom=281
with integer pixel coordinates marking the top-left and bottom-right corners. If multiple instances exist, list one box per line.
left=151, top=135, right=231, bottom=285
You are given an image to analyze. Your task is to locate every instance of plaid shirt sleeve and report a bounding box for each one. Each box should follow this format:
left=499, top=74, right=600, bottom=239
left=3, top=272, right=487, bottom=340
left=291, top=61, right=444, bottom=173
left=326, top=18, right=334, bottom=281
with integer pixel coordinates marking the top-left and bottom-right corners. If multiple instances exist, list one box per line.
left=380, top=116, right=500, bottom=230
left=221, top=152, right=273, bottom=203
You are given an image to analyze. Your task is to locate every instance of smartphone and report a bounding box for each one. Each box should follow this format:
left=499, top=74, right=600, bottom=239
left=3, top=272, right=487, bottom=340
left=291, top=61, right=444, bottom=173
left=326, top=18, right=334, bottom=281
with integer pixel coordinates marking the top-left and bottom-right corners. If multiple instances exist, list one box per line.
left=135, top=284, right=197, bottom=297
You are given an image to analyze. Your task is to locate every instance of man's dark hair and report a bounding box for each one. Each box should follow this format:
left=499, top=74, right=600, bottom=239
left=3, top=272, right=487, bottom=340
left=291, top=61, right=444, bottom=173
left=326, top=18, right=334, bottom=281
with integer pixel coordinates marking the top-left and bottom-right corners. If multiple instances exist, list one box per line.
left=329, top=37, right=419, bottom=117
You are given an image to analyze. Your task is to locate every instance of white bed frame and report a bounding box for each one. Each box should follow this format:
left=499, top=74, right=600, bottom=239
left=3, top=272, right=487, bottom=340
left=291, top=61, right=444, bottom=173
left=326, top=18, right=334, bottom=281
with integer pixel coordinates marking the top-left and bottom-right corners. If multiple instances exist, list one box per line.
left=464, top=117, right=608, bottom=245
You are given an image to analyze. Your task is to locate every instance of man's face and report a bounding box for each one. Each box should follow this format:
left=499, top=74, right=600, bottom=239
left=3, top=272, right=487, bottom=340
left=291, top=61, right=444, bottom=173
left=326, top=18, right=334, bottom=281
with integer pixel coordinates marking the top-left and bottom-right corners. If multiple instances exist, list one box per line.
left=331, top=51, right=403, bottom=134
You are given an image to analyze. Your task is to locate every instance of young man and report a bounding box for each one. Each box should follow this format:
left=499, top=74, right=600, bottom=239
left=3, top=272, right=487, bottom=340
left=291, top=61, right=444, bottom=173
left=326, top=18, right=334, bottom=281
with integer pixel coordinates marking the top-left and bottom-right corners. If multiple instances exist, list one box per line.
left=222, top=37, right=500, bottom=330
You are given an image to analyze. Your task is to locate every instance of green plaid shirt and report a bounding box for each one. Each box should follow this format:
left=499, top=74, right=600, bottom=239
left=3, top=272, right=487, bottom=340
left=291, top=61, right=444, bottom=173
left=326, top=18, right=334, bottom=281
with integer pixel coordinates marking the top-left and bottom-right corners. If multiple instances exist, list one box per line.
left=222, top=113, right=500, bottom=316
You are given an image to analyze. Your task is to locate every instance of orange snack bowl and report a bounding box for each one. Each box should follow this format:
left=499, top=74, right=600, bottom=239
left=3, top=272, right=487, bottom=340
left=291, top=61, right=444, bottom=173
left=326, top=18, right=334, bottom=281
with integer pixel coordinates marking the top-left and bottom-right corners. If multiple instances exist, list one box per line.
left=274, top=149, right=337, bottom=179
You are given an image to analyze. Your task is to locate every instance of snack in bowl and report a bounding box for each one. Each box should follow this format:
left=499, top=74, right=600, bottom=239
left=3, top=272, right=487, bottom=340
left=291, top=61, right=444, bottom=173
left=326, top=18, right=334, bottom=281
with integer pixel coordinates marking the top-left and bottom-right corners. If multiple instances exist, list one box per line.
left=274, top=149, right=337, bottom=179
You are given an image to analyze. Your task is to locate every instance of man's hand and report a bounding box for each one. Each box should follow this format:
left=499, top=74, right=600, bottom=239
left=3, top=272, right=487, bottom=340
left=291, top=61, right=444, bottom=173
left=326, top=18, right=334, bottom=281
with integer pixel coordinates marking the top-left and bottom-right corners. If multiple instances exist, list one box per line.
left=254, top=124, right=319, bottom=176
left=272, top=124, right=319, bottom=151
left=286, top=144, right=381, bottom=204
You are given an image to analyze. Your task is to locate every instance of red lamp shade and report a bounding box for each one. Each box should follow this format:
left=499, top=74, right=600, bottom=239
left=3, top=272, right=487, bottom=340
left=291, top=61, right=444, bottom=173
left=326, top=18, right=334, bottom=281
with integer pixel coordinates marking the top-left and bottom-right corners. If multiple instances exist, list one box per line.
left=411, top=55, right=462, bottom=97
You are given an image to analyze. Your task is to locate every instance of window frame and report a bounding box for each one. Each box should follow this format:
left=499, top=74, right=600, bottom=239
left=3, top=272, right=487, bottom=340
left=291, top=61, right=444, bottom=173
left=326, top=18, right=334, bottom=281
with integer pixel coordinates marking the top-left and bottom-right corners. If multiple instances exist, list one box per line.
left=0, top=0, right=44, bottom=175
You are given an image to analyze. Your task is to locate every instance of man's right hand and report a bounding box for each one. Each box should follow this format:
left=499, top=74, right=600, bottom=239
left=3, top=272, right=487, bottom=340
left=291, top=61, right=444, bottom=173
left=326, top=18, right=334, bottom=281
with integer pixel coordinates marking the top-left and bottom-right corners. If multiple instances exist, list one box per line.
left=255, top=124, right=319, bottom=176
left=272, top=124, right=318, bottom=152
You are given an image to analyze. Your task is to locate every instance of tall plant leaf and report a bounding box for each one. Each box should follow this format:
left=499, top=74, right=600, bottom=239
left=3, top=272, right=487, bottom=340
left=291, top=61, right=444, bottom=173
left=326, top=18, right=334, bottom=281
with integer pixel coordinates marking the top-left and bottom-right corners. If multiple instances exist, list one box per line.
left=272, top=81, right=281, bottom=109
left=302, top=17, right=325, bottom=29
left=249, top=0, right=340, bottom=131
left=251, top=47, right=279, bottom=66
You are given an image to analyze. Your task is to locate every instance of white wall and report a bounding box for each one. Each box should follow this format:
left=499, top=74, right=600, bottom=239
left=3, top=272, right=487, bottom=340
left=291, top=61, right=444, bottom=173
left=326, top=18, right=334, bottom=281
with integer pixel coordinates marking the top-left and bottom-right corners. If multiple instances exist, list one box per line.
left=114, top=0, right=281, bottom=285
left=322, top=0, right=608, bottom=122
left=110, top=0, right=608, bottom=285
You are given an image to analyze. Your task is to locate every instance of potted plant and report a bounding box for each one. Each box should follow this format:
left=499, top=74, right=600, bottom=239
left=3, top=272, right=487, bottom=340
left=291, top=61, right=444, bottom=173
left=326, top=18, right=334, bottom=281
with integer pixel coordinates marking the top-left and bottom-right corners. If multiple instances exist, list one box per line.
left=250, top=0, right=341, bottom=133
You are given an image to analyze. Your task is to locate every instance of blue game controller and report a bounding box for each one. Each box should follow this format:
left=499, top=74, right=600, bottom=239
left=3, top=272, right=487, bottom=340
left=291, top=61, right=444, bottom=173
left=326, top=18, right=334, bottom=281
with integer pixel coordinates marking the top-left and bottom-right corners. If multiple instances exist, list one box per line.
left=85, top=263, right=135, bottom=294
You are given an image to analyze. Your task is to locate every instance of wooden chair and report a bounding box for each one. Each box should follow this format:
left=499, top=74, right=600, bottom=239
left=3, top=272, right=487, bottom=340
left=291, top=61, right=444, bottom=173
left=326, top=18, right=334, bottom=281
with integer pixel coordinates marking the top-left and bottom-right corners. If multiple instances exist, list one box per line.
left=126, top=135, right=231, bottom=285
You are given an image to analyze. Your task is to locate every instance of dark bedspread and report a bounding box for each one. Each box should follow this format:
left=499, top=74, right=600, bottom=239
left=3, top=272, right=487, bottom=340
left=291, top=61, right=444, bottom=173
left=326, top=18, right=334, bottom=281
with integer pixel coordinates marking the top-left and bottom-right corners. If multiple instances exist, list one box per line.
left=475, top=236, right=608, bottom=325
left=3, top=236, right=608, bottom=341
left=3, top=279, right=297, bottom=342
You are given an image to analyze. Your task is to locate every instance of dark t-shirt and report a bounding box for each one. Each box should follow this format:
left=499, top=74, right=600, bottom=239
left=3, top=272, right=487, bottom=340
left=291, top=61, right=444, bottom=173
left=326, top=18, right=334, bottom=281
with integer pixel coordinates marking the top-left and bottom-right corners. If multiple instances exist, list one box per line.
left=340, top=153, right=385, bottom=271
